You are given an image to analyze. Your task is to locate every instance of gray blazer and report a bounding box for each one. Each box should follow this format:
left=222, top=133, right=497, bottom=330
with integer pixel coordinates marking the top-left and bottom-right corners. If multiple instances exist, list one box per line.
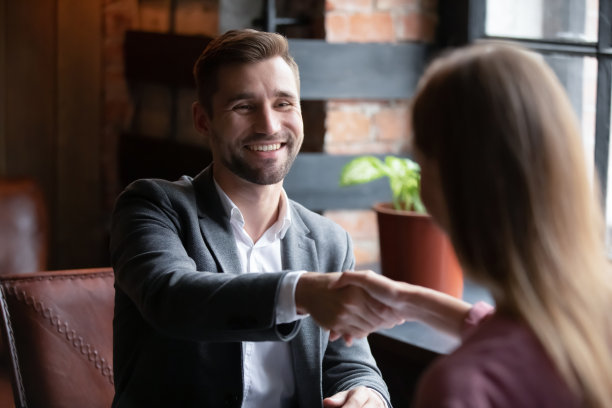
left=110, top=166, right=391, bottom=407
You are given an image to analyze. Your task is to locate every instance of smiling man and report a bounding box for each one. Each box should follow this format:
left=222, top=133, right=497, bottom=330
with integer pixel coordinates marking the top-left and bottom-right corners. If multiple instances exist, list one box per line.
left=110, top=29, right=398, bottom=408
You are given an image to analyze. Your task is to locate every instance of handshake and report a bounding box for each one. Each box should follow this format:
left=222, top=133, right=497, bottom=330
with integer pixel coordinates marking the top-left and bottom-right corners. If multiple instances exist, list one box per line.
left=295, top=270, right=472, bottom=345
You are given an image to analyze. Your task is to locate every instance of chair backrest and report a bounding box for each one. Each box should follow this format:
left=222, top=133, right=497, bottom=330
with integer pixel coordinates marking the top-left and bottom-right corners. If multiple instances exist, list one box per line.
left=0, top=268, right=114, bottom=408
left=0, top=178, right=48, bottom=275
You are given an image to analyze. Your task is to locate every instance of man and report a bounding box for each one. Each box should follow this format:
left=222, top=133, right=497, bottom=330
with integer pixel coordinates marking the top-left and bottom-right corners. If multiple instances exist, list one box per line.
left=110, top=29, right=399, bottom=407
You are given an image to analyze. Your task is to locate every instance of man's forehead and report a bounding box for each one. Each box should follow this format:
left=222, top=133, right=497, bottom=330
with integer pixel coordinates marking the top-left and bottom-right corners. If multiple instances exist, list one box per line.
left=214, top=58, right=299, bottom=97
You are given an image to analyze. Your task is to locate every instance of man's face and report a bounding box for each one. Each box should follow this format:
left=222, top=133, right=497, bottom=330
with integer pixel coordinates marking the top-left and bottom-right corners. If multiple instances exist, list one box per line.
left=196, top=56, right=303, bottom=185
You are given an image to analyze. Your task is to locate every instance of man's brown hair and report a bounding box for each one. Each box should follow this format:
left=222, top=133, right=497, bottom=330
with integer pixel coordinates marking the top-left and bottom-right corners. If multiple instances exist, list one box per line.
left=193, top=29, right=300, bottom=116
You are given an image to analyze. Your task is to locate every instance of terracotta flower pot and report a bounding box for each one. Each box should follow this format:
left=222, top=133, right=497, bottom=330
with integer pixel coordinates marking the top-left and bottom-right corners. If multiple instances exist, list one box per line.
left=374, top=202, right=463, bottom=298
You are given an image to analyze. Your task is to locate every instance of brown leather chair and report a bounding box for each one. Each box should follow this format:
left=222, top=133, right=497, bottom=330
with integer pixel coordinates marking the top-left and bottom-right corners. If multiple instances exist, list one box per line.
left=0, top=178, right=50, bottom=406
left=0, top=268, right=114, bottom=408
left=0, top=178, right=48, bottom=275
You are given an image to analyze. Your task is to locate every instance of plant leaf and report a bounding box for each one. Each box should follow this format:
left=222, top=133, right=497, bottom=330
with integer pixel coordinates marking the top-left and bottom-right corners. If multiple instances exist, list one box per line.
left=339, top=156, right=387, bottom=186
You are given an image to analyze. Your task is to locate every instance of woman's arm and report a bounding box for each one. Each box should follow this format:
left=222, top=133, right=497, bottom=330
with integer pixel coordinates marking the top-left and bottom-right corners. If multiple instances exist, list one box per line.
left=333, top=270, right=474, bottom=338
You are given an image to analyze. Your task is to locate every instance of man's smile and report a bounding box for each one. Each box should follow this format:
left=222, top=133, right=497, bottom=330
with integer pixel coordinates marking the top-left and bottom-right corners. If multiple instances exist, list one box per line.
left=246, top=143, right=283, bottom=152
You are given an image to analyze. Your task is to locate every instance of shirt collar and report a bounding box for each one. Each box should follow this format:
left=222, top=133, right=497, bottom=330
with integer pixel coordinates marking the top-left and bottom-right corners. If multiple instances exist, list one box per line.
left=213, top=179, right=292, bottom=240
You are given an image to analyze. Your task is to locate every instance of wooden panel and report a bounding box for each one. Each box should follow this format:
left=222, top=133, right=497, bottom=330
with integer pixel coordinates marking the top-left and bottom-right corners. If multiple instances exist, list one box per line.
left=288, top=39, right=428, bottom=100
left=56, top=0, right=103, bottom=267
left=284, top=153, right=397, bottom=212
left=3, top=0, right=58, bottom=266
left=3, top=0, right=57, bottom=184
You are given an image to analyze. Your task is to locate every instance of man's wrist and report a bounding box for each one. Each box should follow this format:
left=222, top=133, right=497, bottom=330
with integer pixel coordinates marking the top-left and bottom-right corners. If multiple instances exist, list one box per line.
left=276, top=271, right=307, bottom=324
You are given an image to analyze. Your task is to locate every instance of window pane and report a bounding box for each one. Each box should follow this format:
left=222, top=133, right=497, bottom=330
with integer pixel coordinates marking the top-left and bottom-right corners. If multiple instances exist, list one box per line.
left=485, top=0, right=599, bottom=42
left=542, top=54, right=597, bottom=174
left=606, top=71, right=612, bottom=256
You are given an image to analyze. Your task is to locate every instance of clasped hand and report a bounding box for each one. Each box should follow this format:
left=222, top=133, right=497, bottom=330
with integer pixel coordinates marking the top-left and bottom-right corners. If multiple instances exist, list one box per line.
left=295, top=270, right=413, bottom=345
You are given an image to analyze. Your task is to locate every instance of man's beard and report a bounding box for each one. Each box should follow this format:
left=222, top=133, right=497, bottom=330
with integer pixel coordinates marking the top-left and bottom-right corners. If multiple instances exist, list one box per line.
left=216, top=134, right=301, bottom=185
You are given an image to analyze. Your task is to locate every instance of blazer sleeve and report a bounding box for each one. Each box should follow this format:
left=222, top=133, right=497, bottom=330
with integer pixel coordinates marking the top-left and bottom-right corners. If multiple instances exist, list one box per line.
left=110, top=178, right=300, bottom=342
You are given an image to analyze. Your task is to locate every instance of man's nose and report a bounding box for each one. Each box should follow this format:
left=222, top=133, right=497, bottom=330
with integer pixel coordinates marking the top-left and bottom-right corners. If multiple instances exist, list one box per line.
left=254, top=105, right=281, bottom=135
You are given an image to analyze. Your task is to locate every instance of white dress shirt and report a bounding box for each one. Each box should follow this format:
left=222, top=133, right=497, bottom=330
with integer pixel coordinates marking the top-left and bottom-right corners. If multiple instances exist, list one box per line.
left=214, top=181, right=305, bottom=408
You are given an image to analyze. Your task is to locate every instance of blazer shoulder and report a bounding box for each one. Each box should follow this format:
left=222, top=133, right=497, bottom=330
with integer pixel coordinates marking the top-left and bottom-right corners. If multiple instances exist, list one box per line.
left=112, top=176, right=203, bottom=225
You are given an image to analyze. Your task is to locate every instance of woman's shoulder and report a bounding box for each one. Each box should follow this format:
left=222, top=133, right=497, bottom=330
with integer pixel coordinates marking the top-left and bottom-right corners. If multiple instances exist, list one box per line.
left=413, top=315, right=580, bottom=408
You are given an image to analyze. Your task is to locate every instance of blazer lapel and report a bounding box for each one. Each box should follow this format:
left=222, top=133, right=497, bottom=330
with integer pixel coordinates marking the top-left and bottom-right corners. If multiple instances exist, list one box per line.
left=192, top=166, right=243, bottom=275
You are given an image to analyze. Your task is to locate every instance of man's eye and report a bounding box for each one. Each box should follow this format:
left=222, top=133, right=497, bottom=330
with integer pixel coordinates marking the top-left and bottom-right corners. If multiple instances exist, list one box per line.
left=233, top=104, right=253, bottom=111
left=277, top=101, right=292, bottom=108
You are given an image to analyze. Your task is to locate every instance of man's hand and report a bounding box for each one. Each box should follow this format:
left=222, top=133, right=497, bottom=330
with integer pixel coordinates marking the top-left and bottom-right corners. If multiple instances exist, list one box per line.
left=295, top=272, right=404, bottom=344
left=331, top=270, right=474, bottom=338
left=323, top=386, right=387, bottom=407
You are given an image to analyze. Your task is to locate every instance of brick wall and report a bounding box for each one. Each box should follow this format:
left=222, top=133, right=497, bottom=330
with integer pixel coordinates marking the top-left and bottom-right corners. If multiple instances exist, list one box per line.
left=323, top=0, right=437, bottom=266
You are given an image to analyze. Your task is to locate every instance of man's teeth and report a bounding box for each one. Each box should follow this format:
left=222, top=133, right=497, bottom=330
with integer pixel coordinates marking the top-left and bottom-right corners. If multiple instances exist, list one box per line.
left=248, top=144, right=281, bottom=152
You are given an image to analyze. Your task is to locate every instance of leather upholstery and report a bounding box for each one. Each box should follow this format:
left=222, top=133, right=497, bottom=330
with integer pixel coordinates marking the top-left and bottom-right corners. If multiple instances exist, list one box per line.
left=0, top=268, right=114, bottom=408
left=0, top=179, right=48, bottom=275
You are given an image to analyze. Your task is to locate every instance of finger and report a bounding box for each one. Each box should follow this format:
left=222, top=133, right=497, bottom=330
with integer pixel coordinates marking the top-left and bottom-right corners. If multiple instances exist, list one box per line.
left=363, top=298, right=406, bottom=329
left=342, top=288, right=396, bottom=330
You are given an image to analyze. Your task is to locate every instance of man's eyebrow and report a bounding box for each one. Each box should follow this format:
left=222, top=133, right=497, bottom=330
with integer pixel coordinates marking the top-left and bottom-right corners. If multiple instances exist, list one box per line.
left=275, top=90, right=298, bottom=99
left=225, top=92, right=255, bottom=105
left=224, top=90, right=298, bottom=105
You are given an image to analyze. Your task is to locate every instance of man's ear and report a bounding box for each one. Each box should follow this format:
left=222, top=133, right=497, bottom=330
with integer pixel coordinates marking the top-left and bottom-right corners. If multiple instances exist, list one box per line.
left=192, top=101, right=210, bottom=135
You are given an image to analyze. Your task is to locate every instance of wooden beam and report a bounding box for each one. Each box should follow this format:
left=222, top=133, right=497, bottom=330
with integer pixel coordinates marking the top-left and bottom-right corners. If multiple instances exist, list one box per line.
left=123, top=32, right=428, bottom=100
left=288, top=39, right=428, bottom=100
left=284, top=153, right=398, bottom=212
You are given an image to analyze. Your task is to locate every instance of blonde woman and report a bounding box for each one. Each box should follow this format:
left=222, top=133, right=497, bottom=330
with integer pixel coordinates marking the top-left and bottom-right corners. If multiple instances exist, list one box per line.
left=335, top=43, right=612, bottom=407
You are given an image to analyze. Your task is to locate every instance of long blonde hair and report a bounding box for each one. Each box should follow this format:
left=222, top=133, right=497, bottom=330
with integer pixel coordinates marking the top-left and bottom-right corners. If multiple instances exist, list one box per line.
left=412, top=43, right=612, bottom=406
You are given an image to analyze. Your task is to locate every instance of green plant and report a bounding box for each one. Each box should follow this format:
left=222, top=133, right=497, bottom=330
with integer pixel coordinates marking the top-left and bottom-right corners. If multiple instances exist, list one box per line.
left=339, top=155, right=426, bottom=213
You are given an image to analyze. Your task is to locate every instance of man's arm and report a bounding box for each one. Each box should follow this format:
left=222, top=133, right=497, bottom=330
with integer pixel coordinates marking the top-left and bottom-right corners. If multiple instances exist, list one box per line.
left=111, top=179, right=298, bottom=342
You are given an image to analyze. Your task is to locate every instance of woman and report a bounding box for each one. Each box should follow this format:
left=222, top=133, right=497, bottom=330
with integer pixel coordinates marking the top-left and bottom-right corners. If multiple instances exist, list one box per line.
left=336, top=43, right=612, bottom=407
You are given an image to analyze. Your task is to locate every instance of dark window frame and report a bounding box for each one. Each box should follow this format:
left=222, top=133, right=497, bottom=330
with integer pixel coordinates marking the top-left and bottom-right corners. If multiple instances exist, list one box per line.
left=440, top=0, right=612, bottom=200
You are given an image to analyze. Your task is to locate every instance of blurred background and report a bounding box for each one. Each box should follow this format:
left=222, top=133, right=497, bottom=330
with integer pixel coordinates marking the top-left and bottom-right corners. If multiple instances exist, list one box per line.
left=1, top=0, right=610, bottom=270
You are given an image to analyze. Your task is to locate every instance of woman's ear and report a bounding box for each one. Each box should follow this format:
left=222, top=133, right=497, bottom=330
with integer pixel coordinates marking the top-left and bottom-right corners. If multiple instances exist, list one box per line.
left=192, top=101, right=210, bottom=135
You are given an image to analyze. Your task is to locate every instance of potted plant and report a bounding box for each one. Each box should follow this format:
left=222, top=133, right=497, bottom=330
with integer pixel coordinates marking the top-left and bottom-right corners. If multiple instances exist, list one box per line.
left=340, top=156, right=463, bottom=297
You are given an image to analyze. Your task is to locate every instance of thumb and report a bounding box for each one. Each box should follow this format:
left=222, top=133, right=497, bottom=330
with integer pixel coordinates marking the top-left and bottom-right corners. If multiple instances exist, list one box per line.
left=328, top=271, right=350, bottom=289
left=323, top=391, right=348, bottom=407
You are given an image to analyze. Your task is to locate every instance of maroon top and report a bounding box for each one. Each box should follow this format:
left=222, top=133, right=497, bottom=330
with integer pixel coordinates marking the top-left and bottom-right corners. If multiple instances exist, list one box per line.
left=413, top=306, right=581, bottom=407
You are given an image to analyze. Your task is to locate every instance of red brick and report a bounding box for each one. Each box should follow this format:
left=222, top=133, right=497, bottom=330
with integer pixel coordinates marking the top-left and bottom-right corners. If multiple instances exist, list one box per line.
left=397, top=11, right=437, bottom=42
left=326, top=109, right=372, bottom=144
left=352, top=240, right=380, bottom=266
left=324, top=210, right=381, bottom=265
left=376, top=0, right=418, bottom=10
left=325, top=210, right=378, bottom=239
left=374, top=104, right=410, bottom=142
left=348, top=12, right=395, bottom=42
left=326, top=0, right=374, bottom=12
left=325, top=13, right=350, bottom=42
left=325, top=140, right=403, bottom=155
